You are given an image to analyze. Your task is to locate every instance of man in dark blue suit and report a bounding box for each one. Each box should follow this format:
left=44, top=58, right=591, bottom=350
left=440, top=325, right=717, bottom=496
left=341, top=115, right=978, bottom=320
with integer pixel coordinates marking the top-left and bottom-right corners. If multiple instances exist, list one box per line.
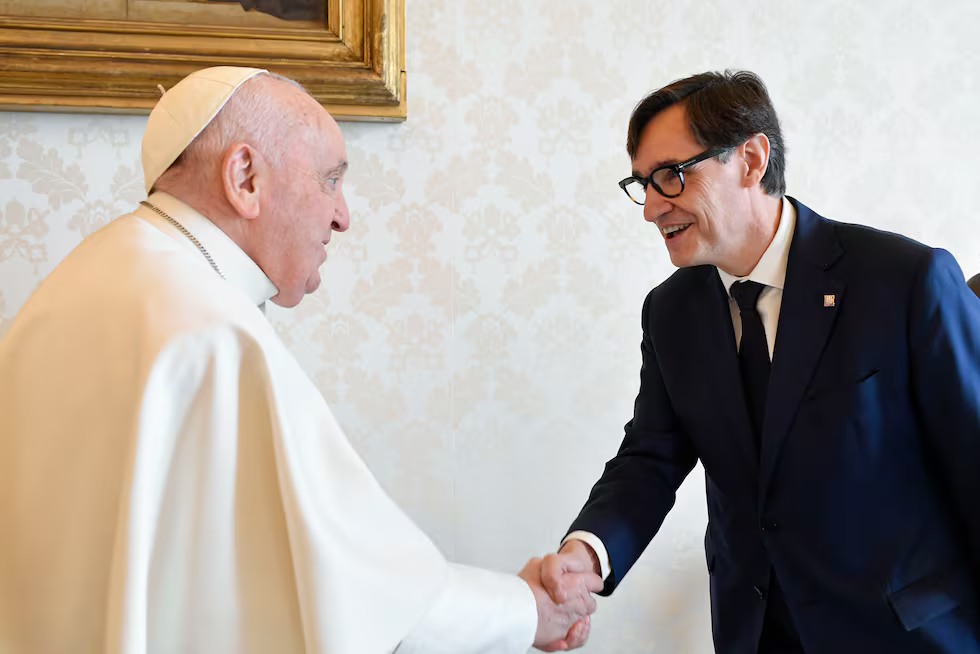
left=539, top=71, right=980, bottom=653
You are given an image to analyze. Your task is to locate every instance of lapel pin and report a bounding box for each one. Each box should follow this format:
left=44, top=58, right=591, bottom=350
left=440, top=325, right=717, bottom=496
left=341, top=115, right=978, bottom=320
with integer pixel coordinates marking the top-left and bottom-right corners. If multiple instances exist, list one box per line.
left=824, top=294, right=836, bottom=307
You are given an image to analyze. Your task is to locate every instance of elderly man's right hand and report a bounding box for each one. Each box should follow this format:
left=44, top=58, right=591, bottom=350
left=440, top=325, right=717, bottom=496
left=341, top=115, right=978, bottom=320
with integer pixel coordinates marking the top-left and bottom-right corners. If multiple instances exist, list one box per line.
left=518, top=554, right=602, bottom=651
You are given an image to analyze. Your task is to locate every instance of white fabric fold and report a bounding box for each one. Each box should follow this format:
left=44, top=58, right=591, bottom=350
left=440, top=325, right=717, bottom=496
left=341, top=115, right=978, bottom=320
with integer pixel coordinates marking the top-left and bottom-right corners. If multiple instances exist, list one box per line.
left=0, top=202, right=535, bottom=654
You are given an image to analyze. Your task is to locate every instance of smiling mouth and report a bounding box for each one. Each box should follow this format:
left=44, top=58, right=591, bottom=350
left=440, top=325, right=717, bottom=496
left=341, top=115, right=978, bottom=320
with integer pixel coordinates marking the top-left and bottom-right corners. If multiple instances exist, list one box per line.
left=661, top=223, right=692, bottom=239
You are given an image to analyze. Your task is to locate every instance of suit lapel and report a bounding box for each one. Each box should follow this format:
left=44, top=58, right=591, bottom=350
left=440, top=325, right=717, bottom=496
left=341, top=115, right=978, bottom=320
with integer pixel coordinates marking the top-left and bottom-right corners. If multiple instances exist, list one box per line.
left=759, top=199, right=845, bottom=501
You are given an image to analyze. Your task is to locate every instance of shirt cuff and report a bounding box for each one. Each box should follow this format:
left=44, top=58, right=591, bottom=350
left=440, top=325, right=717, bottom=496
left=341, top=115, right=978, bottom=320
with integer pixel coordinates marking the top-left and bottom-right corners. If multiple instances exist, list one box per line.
left=562, top=531, right=611, bottom=582
left=396, top=562, right=537, bottom=654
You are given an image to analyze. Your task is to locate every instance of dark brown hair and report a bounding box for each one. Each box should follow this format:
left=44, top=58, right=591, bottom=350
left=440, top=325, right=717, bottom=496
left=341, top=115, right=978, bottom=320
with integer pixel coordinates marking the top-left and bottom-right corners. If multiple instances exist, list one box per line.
left=627, top=70, right=786, bottom=197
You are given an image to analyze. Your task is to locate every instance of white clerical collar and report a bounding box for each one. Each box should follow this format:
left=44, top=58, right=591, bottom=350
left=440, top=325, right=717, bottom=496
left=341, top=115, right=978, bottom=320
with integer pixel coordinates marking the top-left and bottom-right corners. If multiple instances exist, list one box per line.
left=141, top=191, right=279, bottom=307
left=716, top=196, right=796, bottom=293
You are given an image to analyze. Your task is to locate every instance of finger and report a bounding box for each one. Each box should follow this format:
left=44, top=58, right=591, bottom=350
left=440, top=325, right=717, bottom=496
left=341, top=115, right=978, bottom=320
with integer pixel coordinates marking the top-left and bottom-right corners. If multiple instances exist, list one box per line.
left=561, top=576, right=598, bottom=615
left=582, top=590, right=597, bottom=615
left=540, top=554, right=568, bottom=603
left=571, top=616, right=592, bottom=649
left=567, top=574, right=600, bottom=612
left=563, top=589, right=596, bottom=622
left=562, top=572, right=604, bottom=608
left=538, top=641, right=569, bottom=653
left=564, top=615, right=592, bottom=650
left=584, top=572, right=604, bottom=593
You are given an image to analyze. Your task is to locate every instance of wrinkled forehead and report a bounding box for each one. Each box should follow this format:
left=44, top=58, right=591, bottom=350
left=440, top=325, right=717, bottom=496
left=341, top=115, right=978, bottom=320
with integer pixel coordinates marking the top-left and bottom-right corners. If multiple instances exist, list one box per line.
left=311, top=112, right=347, bottom=168
left=280, top=87, right=347, bottom=166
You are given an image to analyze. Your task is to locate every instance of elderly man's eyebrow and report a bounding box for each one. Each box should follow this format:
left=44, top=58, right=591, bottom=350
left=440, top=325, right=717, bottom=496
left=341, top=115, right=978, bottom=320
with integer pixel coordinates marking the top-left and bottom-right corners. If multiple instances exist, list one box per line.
left=325, top=161, right=348, bottom=177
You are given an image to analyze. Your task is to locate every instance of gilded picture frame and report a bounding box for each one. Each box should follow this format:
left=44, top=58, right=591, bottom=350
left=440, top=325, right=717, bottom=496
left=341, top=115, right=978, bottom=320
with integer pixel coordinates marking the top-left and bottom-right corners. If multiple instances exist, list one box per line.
left=0, top=0, right=405, bottom=121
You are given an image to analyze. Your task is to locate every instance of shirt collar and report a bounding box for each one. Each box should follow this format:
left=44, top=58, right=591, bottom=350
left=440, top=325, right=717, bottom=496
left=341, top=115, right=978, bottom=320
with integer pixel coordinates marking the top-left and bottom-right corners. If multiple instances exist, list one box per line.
left=142, top=191, right=279, bottom=307
left=717, top=196, right=796, bottom=294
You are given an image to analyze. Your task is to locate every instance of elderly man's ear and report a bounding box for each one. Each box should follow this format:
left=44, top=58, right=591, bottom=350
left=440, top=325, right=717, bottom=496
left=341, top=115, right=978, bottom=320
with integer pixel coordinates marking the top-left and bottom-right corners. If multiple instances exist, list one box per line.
left=222, top=143, right=262, bottom=220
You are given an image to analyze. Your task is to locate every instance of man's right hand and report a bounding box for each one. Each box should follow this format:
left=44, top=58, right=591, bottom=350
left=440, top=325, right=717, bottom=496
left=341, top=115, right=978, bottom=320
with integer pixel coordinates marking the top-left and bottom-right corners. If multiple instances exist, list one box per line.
left=540, top=539, right=602, bottom=604
left=518, top=556, right=602, bottom=651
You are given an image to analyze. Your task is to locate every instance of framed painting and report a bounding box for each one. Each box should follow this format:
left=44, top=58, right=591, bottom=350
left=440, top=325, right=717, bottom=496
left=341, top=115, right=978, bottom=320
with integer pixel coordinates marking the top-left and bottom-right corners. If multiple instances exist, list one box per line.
left=0, top=0, right=405, bottom=121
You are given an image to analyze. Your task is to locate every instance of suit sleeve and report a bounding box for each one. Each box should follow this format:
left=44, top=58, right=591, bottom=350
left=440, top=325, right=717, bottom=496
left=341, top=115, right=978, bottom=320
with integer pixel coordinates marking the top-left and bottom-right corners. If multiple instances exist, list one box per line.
left=908, top=248, right=980, bottom=576
left=567, top=291, right=699, bottom=595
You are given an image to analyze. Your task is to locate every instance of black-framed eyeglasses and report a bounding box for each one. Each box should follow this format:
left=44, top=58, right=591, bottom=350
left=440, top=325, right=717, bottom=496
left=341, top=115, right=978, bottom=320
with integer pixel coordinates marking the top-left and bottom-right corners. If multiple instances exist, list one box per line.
left=618, top=148, right=728, bottom=205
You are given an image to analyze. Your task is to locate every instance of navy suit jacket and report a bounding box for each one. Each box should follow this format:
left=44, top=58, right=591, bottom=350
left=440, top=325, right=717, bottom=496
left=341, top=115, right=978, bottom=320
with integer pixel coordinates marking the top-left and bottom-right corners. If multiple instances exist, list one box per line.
left=569, top=199, right=980, bottom=653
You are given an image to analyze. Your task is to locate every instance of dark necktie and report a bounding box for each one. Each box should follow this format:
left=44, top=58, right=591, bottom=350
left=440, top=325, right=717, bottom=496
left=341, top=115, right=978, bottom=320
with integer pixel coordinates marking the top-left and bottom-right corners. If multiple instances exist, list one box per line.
left=731, top=281, right=770, bottom=446
left=732, top=281, right=803, bottom=652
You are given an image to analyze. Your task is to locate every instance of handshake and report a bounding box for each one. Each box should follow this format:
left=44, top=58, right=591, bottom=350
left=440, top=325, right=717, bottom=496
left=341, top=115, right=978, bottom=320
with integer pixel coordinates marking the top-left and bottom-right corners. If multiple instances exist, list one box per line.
left=518, top=540, right=603, bottom=651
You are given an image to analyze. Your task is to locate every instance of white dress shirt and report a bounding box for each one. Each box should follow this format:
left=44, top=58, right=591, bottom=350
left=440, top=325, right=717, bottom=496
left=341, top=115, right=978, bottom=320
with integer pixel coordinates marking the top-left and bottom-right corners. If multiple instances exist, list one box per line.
left=565, top=198, right=797, bottom=582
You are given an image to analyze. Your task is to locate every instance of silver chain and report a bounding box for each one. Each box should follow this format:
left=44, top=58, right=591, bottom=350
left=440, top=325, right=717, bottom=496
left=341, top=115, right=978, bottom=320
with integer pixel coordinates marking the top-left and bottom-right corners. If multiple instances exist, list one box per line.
left=140, top=201, right=225, bottom=280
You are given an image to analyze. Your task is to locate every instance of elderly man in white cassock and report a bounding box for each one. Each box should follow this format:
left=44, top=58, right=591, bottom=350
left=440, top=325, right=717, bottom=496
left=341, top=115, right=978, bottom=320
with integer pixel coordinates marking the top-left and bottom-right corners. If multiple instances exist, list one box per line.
left=0, top=67, right=601, bottom=653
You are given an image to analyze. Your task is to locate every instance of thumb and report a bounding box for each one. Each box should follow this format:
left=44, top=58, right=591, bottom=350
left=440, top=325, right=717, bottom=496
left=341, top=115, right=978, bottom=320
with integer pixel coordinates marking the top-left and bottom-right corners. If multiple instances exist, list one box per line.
left=541, top=553, right=568, bottom=603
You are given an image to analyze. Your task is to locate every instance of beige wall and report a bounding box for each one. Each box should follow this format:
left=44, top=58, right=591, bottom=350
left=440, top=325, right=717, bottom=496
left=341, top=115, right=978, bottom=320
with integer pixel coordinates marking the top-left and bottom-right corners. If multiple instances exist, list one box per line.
left=2, top=0, right=979, bottom=650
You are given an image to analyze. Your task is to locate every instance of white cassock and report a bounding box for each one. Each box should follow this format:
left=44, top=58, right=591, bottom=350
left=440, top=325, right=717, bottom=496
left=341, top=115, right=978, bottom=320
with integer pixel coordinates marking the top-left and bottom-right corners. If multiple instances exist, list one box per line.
left=0, top=192, right=537, bottom=654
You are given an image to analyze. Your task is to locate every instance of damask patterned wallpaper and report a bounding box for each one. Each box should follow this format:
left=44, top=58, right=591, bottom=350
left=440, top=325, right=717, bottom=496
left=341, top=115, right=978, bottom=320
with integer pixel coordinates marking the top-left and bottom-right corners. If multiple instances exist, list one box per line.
left=2, top=0, right=979, bottom=651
